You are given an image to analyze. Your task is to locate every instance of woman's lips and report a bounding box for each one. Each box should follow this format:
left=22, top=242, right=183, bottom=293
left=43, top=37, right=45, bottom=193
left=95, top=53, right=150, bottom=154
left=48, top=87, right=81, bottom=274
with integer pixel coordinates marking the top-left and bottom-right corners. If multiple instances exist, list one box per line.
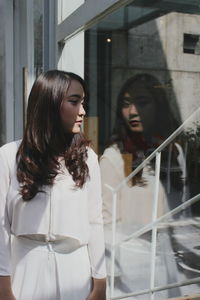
left=75, top=120, right=83, bottom=125
left=129, top=120, right=141, bottom=127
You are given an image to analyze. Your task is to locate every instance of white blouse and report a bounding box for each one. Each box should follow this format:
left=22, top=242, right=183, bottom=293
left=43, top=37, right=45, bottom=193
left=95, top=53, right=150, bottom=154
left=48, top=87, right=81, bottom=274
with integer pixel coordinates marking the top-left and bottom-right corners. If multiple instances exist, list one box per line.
left=99, top=144, right=166, bottom=225
left=0, top=140, right=106, bottom=279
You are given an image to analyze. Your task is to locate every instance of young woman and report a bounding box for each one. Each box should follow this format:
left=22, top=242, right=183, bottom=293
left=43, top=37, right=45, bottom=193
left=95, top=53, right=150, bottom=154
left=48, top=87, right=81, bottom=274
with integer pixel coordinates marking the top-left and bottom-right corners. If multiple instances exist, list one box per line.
left=100, top=73, right=181, bottom=225
left=100, top=73, right=187, bottom=297
left=0, top=70, right=106, bottom=300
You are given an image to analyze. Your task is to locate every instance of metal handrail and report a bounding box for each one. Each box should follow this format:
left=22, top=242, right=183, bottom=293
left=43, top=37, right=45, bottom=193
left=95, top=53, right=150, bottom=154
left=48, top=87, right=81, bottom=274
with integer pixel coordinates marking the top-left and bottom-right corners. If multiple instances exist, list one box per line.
left=106, top=106, right=200, bottom=299
left=116, top=192, right=200, bottom=246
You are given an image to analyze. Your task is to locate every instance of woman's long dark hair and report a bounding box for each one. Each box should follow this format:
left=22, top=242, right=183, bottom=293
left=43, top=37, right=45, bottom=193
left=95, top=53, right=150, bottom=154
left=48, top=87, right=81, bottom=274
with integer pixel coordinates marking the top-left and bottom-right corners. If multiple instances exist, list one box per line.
left=17, top=70, right=90, bottom=201
left=110, top=73, right=180, bottom=151
left=108, top=73, right=181, bottom=185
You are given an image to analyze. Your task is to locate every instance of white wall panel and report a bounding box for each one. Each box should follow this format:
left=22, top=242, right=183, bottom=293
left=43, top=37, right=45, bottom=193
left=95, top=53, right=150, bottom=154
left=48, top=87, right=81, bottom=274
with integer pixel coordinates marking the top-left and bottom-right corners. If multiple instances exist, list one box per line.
left=58, top=32, right=84, bottom=78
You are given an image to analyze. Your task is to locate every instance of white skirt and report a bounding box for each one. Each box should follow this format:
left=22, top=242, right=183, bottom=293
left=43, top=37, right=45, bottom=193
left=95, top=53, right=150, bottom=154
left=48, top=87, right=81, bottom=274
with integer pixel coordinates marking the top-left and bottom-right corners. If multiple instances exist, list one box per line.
left=11, top=236, right=92, bottom=300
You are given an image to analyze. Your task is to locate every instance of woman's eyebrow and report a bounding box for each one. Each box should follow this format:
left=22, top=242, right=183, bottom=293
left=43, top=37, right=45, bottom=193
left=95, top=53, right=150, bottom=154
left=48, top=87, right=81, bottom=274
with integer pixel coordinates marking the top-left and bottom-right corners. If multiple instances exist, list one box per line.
left=68, top=94, right=83, bottom=98
left=122, top=97, right=132, bottom=102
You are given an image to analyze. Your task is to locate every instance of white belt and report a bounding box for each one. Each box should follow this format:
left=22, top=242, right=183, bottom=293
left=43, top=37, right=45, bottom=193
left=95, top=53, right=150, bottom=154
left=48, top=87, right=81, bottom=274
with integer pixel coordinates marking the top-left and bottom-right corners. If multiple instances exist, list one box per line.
left=15, top=235, right=83, bottom=254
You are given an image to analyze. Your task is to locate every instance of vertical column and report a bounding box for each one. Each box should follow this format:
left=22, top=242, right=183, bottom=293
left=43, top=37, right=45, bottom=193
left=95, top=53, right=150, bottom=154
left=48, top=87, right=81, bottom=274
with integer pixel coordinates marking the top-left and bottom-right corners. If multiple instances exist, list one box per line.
left=43, top=0, right=56, bottom=71
left=13, top=0, right=35, bottom=139
left=26, top=0, right=34, bottom=94
left=5, top=0, right=14, bottom=142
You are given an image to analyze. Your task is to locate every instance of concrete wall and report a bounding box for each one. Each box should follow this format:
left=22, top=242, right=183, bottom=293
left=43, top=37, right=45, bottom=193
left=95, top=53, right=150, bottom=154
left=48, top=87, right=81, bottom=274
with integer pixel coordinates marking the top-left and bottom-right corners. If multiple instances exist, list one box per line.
left=110, top=12, right=200, bottom=129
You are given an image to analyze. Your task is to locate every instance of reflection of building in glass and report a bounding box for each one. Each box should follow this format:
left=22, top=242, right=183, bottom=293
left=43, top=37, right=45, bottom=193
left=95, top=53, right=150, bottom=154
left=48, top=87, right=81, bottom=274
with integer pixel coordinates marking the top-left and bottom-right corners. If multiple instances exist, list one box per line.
left=85, top=11, right=200, bottom=153
left=110, top=12, right=200, bottom=138
left=84, top=3, right=200, bottom=298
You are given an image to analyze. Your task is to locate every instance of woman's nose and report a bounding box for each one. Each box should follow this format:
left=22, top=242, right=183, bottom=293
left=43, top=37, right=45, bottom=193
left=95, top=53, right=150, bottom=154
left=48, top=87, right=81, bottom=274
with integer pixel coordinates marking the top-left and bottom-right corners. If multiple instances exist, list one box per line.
left=79, top=104, right=86, bottom=116
left=129, top=103, right=138, bottom=115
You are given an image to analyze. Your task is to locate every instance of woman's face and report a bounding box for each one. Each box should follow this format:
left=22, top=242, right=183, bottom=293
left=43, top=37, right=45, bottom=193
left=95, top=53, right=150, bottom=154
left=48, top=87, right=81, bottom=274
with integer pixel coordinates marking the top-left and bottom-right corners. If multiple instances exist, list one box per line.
left=60, top=79, right=86, bottom=134
left=121, top=84, right=157, bottom=134
left=121, top=92, right=144, bottom=133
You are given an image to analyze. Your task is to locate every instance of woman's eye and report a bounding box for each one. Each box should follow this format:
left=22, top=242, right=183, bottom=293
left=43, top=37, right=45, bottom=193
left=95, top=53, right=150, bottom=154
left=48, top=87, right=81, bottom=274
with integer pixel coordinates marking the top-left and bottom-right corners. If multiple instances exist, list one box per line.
left=122, top=100, right=131, bottom=108
left=122, top=103, right=130, bottom=108
left=69, top=99, right=79, bottom=105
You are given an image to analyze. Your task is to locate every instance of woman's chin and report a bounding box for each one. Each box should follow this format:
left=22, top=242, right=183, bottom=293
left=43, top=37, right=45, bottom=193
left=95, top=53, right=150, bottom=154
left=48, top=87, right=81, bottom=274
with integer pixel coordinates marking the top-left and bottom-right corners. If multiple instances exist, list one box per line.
left=129, top=125, right=143, bottom=133
left=71, top=126, right=81, bottom=134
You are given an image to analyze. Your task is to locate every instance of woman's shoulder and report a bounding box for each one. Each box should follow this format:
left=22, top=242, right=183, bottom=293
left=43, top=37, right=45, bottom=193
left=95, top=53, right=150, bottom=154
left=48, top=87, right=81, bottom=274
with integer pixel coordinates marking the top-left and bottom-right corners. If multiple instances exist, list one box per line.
left=0, top=139, right=21, bottom=162
left=99, top=144, right=124, bottom=174
left=86, top=145, right=123, bottom=168
left=86, top=146, right=98, bottom=166
left=100, top=144, right=122, bottom=163
left=0, top=139, right=21, bottom=153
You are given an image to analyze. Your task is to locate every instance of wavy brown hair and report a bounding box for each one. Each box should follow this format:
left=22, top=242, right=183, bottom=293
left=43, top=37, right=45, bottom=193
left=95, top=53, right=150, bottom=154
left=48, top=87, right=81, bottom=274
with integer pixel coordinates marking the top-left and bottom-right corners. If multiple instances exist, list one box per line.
left=17, top=70, right=90, bottom=201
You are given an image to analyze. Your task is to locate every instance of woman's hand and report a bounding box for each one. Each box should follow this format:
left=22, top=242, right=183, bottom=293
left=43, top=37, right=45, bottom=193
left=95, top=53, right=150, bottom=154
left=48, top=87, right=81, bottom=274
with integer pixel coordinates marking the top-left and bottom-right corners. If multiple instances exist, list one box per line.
left=87, top=278, right=106, bottom=300
left=0, top=276, right=16, bottom=300
left=87, top=289, right=106, bottom=300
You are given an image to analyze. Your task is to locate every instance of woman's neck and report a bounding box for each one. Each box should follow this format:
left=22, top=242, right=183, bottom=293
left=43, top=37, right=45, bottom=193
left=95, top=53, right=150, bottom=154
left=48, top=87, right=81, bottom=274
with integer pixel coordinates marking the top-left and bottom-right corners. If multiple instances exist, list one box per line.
left=123, top=132, right=148, bottom=153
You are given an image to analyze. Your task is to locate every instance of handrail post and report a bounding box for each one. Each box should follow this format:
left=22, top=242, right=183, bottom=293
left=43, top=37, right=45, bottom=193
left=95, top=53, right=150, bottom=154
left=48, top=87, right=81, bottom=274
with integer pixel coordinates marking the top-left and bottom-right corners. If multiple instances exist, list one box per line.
left=150, top=151, right=161, bottom=300
left=167, top=143, right=172, bottom=194
left=110, top=191, right=117, bottom=299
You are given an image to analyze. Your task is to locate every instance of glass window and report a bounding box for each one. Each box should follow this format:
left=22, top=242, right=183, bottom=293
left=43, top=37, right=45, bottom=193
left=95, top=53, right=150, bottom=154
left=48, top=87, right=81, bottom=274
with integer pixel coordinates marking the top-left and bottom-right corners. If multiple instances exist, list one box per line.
left=184, top=33, right=200, bottom=54
left=84, top=1, right=200, bottom=298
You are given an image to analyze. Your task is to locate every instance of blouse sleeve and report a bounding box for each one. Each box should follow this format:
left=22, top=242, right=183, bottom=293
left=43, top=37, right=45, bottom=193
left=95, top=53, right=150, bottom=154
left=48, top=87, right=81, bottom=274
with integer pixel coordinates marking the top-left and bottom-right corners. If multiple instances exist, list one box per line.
left=0, top=147, right=11, bottom=275
left=87, top=152, right=107, bottom=279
